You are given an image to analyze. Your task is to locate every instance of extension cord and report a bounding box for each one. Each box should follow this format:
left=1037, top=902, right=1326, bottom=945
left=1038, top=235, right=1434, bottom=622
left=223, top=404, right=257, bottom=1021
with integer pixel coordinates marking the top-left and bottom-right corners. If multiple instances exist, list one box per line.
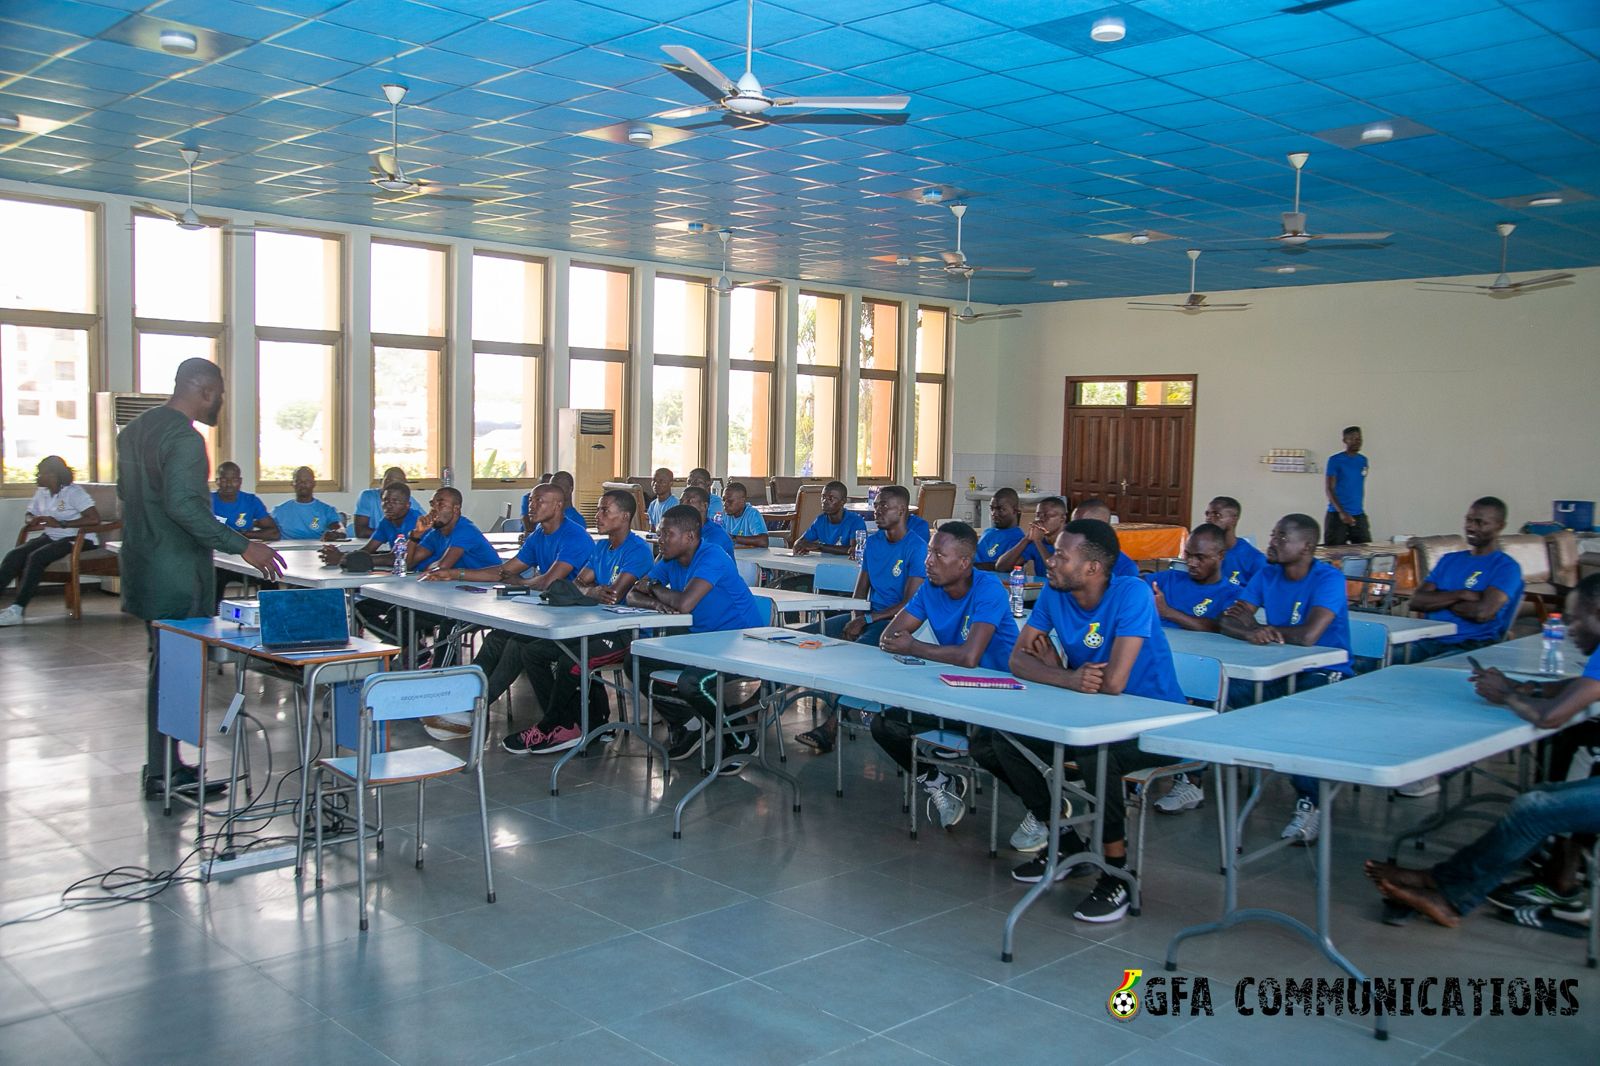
left=202, top=844, right=296, bottom=880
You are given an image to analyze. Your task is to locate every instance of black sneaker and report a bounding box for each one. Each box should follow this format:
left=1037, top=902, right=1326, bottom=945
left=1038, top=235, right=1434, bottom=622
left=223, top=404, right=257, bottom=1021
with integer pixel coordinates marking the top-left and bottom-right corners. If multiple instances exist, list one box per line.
left=142, top=764, right=227, bottom=799
left=1487, top=877, right=1583, bottom=912
left=716, top=730, right=754, bottom=776
left=667, top=725, right=705, bottom=761
left=1072, top=871, right=1132, bottom=923
left=1011, top=832, right=1094, bottom=884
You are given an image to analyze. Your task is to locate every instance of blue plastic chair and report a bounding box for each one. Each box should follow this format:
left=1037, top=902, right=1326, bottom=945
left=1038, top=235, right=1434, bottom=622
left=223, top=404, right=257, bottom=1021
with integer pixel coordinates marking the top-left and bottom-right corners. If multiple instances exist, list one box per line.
left=1350, top=618, right=1391, bottom=672
left=812, top=561, right=860, bottom=595
left=1129, top=652, right=1228, bottom=879
left=313, top=666, right=494, bottom=931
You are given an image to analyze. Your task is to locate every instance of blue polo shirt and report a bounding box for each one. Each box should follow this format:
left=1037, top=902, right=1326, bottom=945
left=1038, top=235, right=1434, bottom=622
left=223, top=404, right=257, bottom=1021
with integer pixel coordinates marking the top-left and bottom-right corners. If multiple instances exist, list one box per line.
left=721, top=506, right=767, bottom=538
left=272, top=498, right=341, bottom=539
left=1423, top=549, right=1523, bottom=644
left=802, top=510, right=867, bottom=548
left=863, top=529, right=928, bottom=612
left=1149, top=570, right=1243, bottom=629
left=700, top=519, right=737, bottom=558
left=1020, top=538, right=1054, bottom=577
left=1239, top=562, right=1353, bottom=676
left=584, top=533, right=654, bottom=588
left=513, top=518, right=595, bottom=577
left=647, top=494, right=678, bottom=527
left=1222, top=538, right=1267, bottom=588
left=211, top=491, right=269, bottom=534
left=1326, top=452, right=1368, bottom=514
left=515, top=493, right=587, bottom=531
left=1026, top=575, right=1184, bottom=704
left=977, top=525, right=1025, bottom=567
left=418, top=516, right=500, bottom=571
left=368, top=514, right=409, bottom=550
left=648, top=543, right=765, bottom=633
left=356, top=487, right=423, bottom=530
left=905, top=571, right=1018, bottom=672
left=1113, top=551, right=1139, bottom=579
left=906, top=514, right=931, bottom=541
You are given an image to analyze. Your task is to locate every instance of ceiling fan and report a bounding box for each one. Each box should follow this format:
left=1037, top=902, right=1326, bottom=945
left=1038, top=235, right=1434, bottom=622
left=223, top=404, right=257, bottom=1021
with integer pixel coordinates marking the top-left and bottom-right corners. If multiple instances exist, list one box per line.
left=937, top=204, right=1034, bottom=278
left=955, top=276, right=1020, bottom=326
left=711, top=229, right=780, bottom=296
left=137, top=148, right=249, bottom=233
left=1247, top=152, right=1392, bottom=248
left=1417, top=223, right=1575, bottom=297
left=1127, top=250, right=1250, bottom=313
left=656, top=0, right=908, bottom=127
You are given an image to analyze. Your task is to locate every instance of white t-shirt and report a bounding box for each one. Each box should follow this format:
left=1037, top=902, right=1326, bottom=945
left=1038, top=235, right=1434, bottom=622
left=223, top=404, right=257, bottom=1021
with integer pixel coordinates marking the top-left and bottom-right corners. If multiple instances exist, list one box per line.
left=29, top=484, right=98, bottom=542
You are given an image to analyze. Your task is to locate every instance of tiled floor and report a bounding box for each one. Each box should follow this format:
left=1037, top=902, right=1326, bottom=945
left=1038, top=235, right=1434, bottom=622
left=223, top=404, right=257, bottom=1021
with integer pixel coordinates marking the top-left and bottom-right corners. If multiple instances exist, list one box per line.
left=1, top=593, right=1595, bottom=1065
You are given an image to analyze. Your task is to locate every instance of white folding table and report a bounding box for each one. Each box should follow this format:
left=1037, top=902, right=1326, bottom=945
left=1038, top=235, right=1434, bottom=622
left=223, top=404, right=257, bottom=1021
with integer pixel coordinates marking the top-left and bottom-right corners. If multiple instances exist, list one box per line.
left=749, top=586, right=870, bottom=620
left=1163, top=629, right=1349, bottom=703
left=631, top=629, right=1207, bottom=961
left=213, top=550, right=414, bottom=591
left=1355, top=613, right=1458, bottom=663
left=358, top=582, right=691, bottom=793
left=1414, top=632, right=1590, bottom=678
left=737, top=546, right=857, bottom=579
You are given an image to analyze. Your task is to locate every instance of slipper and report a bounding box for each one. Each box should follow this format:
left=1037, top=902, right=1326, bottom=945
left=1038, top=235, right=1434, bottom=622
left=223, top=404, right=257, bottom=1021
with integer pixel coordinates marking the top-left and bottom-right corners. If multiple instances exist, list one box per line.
left=795, top=726, right=835, bottom=754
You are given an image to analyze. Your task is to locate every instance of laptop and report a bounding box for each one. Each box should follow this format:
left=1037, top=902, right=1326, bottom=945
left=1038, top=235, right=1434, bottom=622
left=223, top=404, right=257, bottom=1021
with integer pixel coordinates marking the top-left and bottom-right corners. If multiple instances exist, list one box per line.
left=258, top=588, right=351, bottom=652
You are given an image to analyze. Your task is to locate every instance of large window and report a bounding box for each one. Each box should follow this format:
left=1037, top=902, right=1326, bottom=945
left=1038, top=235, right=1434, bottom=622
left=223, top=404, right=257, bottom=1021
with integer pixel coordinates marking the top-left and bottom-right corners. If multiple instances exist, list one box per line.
left=913, top=306, right=949, bottom=479
left=255, top=229, right=341, bottom=487
left=794, top=291, right=842, bottom=479
left=857, top=298, right=900, bottom=483
left=0, top=196, right=97, bottom=490
left=134, top=214, right=224, bottom=464
left=472, top=252, right=545, bottom=485
left=727, top=286, right=776, bottom=477
left=651, top=275, right=708, bottom=474
left=568, top=264, right=630, bottom=466
left=371, top=239, right=448, bottom=483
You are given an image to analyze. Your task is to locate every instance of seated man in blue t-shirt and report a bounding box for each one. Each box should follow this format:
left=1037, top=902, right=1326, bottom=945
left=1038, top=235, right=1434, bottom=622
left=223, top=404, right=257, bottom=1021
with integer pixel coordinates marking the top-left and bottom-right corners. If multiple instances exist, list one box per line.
left=551, top=470, right=588, bottom=528
left=792, top=481, right=866, bottom=556
left=502, top=489, right=656, bottom=756
left=1222, top=512, right=1353, bottom=845
left=1407, top=496, right=1523, bottom=662
left=796, top=485, right=927, bottom=754
left=681, top=485, right=736, bottom=558
left=630, top=505, right=767, bottom=770
left=211, top=461, right=280, bottom=608
left=1072, top=498, right=1140, bottom=578
left=1149, top=524, right=1242, bottom=633
left=319, top=481, right=415, bottom=568
left=720, top=481, right=770, bottom=548
left=976, top=488, right=1025, bottom=571
left=687, top=467, right=725, bottom=521
left=871, top=521, right=1018, bottom=827
left=1205, top=495, right=1266, bottom=589
left=971, top=519, right=1185, bottom=925
left=272, top=466, right=344, bottom=540
left=354, top=466, right=422, bottom=540
left=646, top=467, right=678, bottom=529
left=1363, top=576, right=1600, bottom=928
left=993, top=495, right=1068, bottom=577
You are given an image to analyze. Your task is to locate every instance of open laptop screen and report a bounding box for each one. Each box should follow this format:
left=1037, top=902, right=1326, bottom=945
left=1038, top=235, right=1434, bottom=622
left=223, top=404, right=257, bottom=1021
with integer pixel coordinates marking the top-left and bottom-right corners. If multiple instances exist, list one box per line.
left=258, top=588, right=349, bottom=650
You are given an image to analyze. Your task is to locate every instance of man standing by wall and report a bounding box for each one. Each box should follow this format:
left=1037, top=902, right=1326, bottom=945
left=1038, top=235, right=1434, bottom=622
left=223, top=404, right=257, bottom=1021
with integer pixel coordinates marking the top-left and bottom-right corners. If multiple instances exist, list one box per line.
left=1324, top=426, right=1370, bottom=545
left=119, top=358, right=284, bottom=798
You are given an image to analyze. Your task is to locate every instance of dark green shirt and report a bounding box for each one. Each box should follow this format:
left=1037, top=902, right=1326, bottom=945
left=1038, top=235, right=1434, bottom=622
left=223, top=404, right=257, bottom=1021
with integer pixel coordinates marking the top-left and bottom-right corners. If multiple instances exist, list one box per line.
left=116, top=405, right=248, bottom=620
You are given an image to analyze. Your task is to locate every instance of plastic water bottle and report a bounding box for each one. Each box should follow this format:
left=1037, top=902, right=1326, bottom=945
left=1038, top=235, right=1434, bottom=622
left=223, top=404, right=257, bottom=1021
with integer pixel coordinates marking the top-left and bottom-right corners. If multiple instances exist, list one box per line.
left=441, top=466, right=453, bottom=488
left=852, top=530, right=868, bottom=562
left=1010, top=566, right=1026, bottom=618
left=867, top=486, right=880, bottom=507
left=1542, top=612, right=1567, bottom=674
left=392, top=535, right=407, bottom=576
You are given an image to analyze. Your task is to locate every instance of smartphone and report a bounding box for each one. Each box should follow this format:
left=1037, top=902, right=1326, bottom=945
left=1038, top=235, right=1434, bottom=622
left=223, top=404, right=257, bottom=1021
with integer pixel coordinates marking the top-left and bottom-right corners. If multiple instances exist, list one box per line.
left=892, top=654, right=925, bottom=666
left=1466, top=656, right=1485, bottom=673
left=456, top=584, right=488, bottom=594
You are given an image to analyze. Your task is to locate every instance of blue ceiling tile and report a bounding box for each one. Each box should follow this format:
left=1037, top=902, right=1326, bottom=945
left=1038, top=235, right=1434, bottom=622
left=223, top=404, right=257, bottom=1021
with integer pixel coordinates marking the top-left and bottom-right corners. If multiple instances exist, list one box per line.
left=765, top=25, right=913, bottom=68
left=1104, top=36, right=1249, bottom=78
left=852, top=5, right=1002, bottom=50
left=148, top=0, right=303, bottom=39
left=1206, top=13, right=1362, bottom=55
left=533, top=47, right=656, bottom=90
left=272, top=23, right=405, bottom=66
left=928, top=30, right=1074, bottom=71
left=433, top=21, right=577, bottom=67
left=4, top=1, right=126, bottom=36
left=843, top=52, right=982, bottom=92
left=1434, top=37, right=1594, bottom=82
left=499, top=0, right=655, bottom=44
left=674, top=3, right=832, bottom=48
left=1384, top=8, right=1548, bottom=59
left=985, top=94, right=1106, bottom=127
left=1012, top=55, right=1141, bottom=92
left=1070, top=78, right=1200, bottom=111
left=921, top=73, right=1046, bottom=109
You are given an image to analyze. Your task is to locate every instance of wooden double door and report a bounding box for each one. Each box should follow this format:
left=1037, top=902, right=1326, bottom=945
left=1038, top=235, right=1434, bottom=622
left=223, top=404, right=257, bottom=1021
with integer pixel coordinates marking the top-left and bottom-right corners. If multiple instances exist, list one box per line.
left=1061, top=377, right=1195, bottom=526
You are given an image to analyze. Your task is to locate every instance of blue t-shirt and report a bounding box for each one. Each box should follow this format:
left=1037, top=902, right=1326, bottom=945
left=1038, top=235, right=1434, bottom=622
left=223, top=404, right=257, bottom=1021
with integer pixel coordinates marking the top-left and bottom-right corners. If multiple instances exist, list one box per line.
left=1113, top=551, right=1139, bottom=579
left=700, top=519, right=737, bottom=558
left=418, top=516, right=500, bottom=571
left=647, top=494, right=678, bottom=527
left=515, top=494, right=586, bottom=531
left=514, top=518, right=595, bottom=577
left=802, top=510, right=868, bottom=548
left=977, top=525, right=1025, bottom=567
left=368, top=514, right=409, bottom=549
left=1423, top=549, right=1523, bottom=644
left=905, top=571, right=1018, bottom=672
left=863, top=530, right=928, bottom=612
left=648, top=543, right=765, bottom=633
left=272, top=498, right=341, bottom=539
left=706, top=492, right=725, bottom=520
left=584, top=533, right=654, bottom=587
left=721, top=506, right=767, bottom=538
left=211, top=491, right=269, bottom=534
left=356, top=488, right=423, bottom=529
left=1240, top=562, right=1353, bottom=676
left=906, top=514, right=931, bottom=541
left=1325, top=451, right=1368, bottom=514
left=1585, top=653, right=1600, bottom=683
left=1025, top=575, right=1185, bottom=704
left=1149, top=570, right=1243, bottom=629
left=1222, top=538, right=1267, bottom=588
left=1020, top=538, right=1054, bottom=577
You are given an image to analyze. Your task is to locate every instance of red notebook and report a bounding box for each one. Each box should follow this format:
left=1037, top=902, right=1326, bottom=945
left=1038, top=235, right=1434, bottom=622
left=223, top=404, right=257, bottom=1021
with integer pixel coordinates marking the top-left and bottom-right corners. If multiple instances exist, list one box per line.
left=939, top=674, right=1025, bottom=690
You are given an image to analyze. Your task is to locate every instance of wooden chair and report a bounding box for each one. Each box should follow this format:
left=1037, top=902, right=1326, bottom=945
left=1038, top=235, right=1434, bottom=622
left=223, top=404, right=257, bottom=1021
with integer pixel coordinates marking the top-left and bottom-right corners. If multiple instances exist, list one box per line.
left=23, top=481, right=122, bottom=620
left=767, top=476, right=807, bottom=507
left=603, top=481, right=651, bottom=531
left=914, top=481, right=957, bottom=522
left=788, top=484, right=825, bottom=546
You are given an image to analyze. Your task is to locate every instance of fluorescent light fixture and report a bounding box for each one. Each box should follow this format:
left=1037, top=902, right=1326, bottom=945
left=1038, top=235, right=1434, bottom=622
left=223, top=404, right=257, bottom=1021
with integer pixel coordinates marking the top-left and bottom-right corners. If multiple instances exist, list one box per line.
left=1528, top=196, right=1564, bottom=207
left=1129, top=231, right=1150, bottom=245
left=625, top=126, right=653, bottom=144
left=1090, top=17, right=1126, bottom=42
left=1276, top=266, right=1296, bottom=274
left=159, top=29, right=197, bottom=53
left=1360, top=123, right=1394, bottom=142
left=0, top=113, right=18, bottom=130
left=1050, top=280, right=1072, bottom=287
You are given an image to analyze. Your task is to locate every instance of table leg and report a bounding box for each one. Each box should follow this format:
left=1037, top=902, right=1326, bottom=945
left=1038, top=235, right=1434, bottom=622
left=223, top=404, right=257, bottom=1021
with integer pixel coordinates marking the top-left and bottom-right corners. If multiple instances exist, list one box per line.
left=549, top=634, right=589, bottom=797
left=672, top=673, right=726, bottom=839
left=1003, top=741, right=1064, bottom=963
left=554, top=632, right=670, bottom=796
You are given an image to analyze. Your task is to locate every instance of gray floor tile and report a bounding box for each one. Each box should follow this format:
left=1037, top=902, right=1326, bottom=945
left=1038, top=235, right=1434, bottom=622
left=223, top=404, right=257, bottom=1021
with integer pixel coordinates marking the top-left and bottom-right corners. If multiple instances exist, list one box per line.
left=806, top=1036, right=950, bottom=1065
left=884, top=985, right=1146, bottom=1065
left=416, top=888, right=631, bottom=969
left=611, top=980, right=871, bottom=1066
left=160, top=1019, right=397, bottom=1066
left=6, top=920, right=246, bottom=1011
left=0, top=960, right=50, bottom=1026
left=766, top=866, right=969, bottom=937
left=758, top=938, right=992, bottom=1033
left=181, top=889, right=410, bottom=962
left=0, top=1011, right=107, bottom=1066
left=492, top=1026, right=673, bottom=1066
left=505, top=933, right=739, bottom=1027
left=256, top=926, right=491, bottom=1014
left=647, top=898, right=860, bottom=976
left=488, top=831, right=660, bottom=891
left=670, top=835, right=864, bottom=895
left=553, top=864, right=753, bottom=929
left=887, top=901, right=1095, bottom=983
left=1435, top=1010, right=1598, bottom=1066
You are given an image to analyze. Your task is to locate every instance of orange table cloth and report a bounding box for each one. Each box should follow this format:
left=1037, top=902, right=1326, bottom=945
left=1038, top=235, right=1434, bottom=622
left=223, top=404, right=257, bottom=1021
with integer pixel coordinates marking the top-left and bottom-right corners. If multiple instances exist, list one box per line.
left=1114, top=523, right=1187, bottom=561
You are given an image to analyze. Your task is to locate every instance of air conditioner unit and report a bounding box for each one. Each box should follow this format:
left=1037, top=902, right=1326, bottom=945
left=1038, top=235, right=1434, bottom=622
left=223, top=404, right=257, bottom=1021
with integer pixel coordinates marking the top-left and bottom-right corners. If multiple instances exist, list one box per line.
left=556, top=408, right=616, bottom=523
left=93, top=392, right=167, bottom=481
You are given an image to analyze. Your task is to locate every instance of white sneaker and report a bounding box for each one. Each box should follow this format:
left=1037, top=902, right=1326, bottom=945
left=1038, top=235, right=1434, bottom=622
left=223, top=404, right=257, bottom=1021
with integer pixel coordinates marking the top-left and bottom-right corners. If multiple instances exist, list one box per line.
left=921, top=773, right=968, bottom=829
left=0, top=604, right=23, bottom=627
left=1009, top=812, right=1048, bottom=852
left=1154, top=774, right=1204, bottom=815
left=1395, top=776, right=1440, bottom=798
left=1280, top=797, right=1320, bottom=843
left=421, top=712, right=473, bottom=740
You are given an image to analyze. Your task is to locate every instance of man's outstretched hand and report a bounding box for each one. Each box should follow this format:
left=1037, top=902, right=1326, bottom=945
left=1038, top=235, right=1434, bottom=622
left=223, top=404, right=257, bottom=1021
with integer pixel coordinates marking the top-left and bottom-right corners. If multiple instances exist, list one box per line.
left=242, top=541, right=286, bottom=581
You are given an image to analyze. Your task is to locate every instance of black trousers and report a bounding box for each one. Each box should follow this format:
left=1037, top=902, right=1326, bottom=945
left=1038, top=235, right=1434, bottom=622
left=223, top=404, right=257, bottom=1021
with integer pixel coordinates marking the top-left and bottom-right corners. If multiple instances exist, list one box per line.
left=145, top=622, right=181, bottom=773
left=870, top=710, right=954, bottom=777
left=969, top=729, right=1174, bottom=844
left=1324, top=511, right=1371, bottom=546
left=523, top=635, right=616, bottom=731
left=636, top=656, right=719, bottom=729
left=0, top=535, right=75, bottom=608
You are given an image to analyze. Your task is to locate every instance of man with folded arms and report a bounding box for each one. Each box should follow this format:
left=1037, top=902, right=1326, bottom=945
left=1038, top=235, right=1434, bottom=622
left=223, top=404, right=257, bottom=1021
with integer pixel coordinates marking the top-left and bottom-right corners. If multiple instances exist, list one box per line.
left=993, top=495, right=1067, bottom=577
left=975, top=488, right=1025, bottom=571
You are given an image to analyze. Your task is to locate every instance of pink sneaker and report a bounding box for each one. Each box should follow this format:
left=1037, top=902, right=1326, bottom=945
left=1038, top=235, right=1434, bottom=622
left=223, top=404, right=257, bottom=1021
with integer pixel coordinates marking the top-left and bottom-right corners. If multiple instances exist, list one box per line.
left=502, top=725, right=548, bottom=755
left=502, top=723, right=584, bottom=755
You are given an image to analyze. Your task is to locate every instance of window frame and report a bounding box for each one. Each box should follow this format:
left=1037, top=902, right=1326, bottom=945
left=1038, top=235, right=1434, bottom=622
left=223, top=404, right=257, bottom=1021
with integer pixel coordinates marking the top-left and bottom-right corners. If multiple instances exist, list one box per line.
left=0, top=192, right=102, bottom=495
left=912, top=304, right=951, bottom=482
left=567, top=261, right=634, bottom=464
left=470, top=250, right=548, bottom=489
left=650, top=272, right=711, bottom=472
left=856, top=296, right=902, bottom=485
left=369, top=237, right=450, bottom=489
left=794, top=289, right=844, bottom=481
left=726, top=283, right=779, bottom=478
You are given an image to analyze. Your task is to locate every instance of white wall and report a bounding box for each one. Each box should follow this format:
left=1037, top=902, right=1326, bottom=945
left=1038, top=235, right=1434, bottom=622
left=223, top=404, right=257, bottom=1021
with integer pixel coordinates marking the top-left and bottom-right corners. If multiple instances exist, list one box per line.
left=982, top=268, right=1600, bottom=543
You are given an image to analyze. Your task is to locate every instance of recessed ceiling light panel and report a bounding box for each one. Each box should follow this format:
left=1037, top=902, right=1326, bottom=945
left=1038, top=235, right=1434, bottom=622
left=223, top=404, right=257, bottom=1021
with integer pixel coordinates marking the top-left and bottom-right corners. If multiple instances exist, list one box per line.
left=102, top=15, right=250, bottom=62
left=159, top=30, right=197, bottom=54
left=1090, top=17, right=1126, bottom=42
left=1313, top=116, right=1432, bottom=148
left=1492, top=188, right=1592, bottom=210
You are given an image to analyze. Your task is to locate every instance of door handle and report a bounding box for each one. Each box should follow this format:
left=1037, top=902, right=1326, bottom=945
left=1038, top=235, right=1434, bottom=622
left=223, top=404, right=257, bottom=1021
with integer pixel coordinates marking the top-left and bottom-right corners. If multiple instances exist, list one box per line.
left=1118, top=478, right=1128, bottom=494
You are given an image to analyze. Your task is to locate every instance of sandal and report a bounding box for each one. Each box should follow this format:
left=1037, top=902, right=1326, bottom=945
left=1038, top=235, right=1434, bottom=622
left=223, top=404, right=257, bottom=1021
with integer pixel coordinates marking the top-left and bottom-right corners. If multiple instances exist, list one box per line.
left=795, top=726, right=836, bottom=755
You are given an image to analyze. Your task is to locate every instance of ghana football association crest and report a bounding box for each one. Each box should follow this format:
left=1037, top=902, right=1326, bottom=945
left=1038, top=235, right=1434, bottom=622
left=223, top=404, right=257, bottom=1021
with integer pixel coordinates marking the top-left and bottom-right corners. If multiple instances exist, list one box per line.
left=1108, top=969, right=1143, bottom=1021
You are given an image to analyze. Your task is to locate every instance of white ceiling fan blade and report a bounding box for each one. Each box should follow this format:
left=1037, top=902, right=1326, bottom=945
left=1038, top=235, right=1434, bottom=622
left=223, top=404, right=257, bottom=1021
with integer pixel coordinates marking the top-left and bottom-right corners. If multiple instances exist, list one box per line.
left=654, top=103, right=721, bottom=120
left=1309, top=231, right=1392, bottom=241
left=138, top=202, right=182, bottom=223
left=1201, top=302, right=1251, bottom=309
left=768, top=95, right=909, bottom=111
left=734, top=278, right=781, bottom=289
left=1416, top=281, right=1492, bottom=291
left=970, top=266, right=1035, bottom=275
left=374, top=151, right=401, bottom=180
left=1507, top=272, right=1575, bottom=289
left=962, top=310, right=1021, bottom=322
left=662, top=45, right=737, bottom=95
left=938, top=250, right=966, bottom=266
